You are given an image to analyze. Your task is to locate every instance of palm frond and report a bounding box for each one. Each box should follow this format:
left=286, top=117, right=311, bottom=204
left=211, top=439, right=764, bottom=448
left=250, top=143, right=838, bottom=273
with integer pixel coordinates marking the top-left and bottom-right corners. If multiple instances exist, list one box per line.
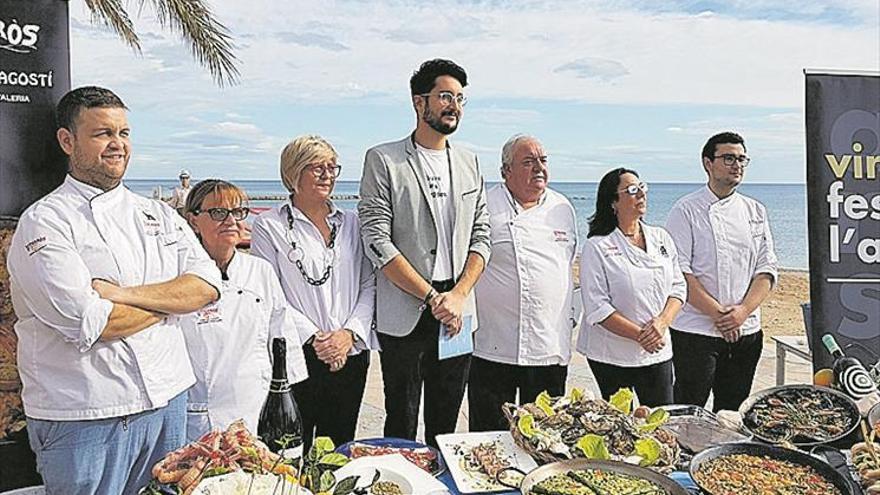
left=141, top=0, right=240, bottom=87
left=84, top=0, right=141, bottom=52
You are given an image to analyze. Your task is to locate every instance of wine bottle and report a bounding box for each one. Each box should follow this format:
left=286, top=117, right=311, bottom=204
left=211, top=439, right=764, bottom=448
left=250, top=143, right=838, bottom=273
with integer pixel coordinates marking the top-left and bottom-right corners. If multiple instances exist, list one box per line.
left=822, top=333, right=880, bottom=414
left=258, top=337, right=304, bottom=463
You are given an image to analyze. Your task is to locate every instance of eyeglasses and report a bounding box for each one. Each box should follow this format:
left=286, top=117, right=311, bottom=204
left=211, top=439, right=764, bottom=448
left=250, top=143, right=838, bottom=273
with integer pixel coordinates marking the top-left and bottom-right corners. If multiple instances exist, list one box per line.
left=419, top=91, right=468, bottom=107
left=195, top=207, right=250, bottom=222
left=713, top=154, right=751, bottom=168
left=618, top=182, right=648, bottom=196
left=307, top=163, right=342, bottom=178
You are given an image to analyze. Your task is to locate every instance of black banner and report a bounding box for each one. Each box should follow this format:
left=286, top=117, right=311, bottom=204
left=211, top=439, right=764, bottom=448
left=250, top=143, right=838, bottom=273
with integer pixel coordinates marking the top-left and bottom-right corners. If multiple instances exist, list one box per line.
left=0, top=0, right=70, bottom=217
left=805, top=71, right=880, bottom=371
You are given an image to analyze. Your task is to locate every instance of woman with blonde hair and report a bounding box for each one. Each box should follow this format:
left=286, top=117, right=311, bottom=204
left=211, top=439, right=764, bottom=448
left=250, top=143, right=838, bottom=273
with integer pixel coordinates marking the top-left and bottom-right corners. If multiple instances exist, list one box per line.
left=180, top=179, right=308, bottom=441
left=251, top=135, right=378, bottom=450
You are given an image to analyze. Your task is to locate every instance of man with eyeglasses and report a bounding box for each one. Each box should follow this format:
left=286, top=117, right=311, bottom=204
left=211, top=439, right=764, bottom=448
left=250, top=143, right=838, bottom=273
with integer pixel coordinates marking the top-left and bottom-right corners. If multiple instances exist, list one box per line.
left=359, top=59, right=490, bottom=446
left=665, top=131, right=778, bottom=412
left=7, top=86, right=221, bottom=493
left=469, top=134, right=578, bottom=431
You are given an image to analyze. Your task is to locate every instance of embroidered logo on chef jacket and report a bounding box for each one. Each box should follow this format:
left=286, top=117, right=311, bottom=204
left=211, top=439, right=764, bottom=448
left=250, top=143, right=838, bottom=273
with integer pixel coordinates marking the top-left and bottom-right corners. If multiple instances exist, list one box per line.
left=141, top=210, right=161, bottom=236
left=659, top=244, right=668, bottom=257
left=553, top=230, right=570, bottom=243
left=24, top=236, right=47, bottom=256
left=603, top=245, right=622, bottom=257
left=195, top=302, right=223, bottom=325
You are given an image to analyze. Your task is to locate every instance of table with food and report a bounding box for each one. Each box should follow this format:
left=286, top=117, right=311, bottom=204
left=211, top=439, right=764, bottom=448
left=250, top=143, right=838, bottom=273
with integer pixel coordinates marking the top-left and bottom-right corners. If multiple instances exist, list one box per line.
left=78, top=380, right=873, bottom=495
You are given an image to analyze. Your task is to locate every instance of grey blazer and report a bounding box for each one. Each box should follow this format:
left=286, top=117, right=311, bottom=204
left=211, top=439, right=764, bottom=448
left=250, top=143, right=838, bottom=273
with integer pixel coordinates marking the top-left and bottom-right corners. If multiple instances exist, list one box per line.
left=358, top=134, right=491, bottom=337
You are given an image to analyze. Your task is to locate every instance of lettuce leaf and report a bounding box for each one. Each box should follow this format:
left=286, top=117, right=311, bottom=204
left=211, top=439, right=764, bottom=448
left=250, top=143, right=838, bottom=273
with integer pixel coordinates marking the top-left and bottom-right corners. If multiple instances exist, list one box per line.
left=633, top=437, right=662, bottom=466
left=609, top=388, right=634, bottom=414
left=576, top=434, right=610, bottom=460
left=637, top=408, right=670, bottom=433
left=517, top=413, right=535, bottom=438
left=535, top=391, right=555, bottom=416
left=319, top=452, right=350, bottom=467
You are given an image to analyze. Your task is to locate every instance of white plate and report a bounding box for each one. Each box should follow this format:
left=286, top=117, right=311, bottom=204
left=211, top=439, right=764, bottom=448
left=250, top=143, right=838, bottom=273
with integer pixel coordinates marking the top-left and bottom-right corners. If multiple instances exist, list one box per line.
left=192, top=472, right=312, bottom=495
left=333, top=454, right=449, bottom=494
left=436, top=431, right=537, bottom=493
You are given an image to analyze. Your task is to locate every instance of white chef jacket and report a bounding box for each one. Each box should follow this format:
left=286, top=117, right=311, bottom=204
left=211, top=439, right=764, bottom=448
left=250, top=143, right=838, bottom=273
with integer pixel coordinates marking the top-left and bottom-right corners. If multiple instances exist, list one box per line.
left=250, top=200, right=379, bottom=352
left=474, top=185, right=578, bottom=366
left=7, top=175, right=221, bottom=420
left=577, top=223, right=686, bottom=367
left=181, top=251, right=309, bottom=441
left=665, top=186, right=778, bottom=337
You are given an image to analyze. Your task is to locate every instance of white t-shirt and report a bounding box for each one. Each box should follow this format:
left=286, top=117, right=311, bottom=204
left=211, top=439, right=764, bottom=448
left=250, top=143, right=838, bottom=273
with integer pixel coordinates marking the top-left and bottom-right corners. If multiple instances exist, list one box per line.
left=416, top=143, right=454, bottom=280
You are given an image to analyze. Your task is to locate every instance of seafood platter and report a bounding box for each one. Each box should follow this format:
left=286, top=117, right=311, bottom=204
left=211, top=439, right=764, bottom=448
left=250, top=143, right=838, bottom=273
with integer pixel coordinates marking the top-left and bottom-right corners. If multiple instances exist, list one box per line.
left=690, top=442, right=854, bottom=495
left=738, top=384, right=860, bottom=447
left=435, top=431, right=538, bottom=493
left=503, top=388, right=681, bottom=473
left=143, top=420, right=300, bottom=495
left=849, top=417, right=880, bottom=495
left=337, top=437, right=446, bottom=476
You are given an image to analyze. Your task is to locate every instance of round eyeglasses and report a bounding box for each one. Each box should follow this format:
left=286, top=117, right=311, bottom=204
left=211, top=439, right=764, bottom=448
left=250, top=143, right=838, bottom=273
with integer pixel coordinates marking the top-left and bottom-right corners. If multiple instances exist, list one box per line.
left=713, top=153, right=751, bottom=168
left=618, top=182, right=648, bottom=196
left=307, top=164, right=342, bottom=178
left=195, top=207, right=250, bottom=222
left=418, top=90, right=468, bottom=107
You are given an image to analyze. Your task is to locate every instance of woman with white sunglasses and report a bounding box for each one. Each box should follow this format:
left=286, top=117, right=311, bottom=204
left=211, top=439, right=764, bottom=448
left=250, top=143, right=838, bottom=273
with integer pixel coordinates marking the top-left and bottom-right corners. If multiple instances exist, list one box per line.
left=577, top=168, right=685, bottom=406
left=180, top=179, right=308, bottom=441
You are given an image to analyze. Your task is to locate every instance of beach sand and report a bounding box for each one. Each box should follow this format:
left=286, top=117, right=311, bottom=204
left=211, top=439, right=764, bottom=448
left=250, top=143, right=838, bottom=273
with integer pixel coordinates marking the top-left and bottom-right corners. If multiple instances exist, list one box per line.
left=355, top=269, right=814, bottom=440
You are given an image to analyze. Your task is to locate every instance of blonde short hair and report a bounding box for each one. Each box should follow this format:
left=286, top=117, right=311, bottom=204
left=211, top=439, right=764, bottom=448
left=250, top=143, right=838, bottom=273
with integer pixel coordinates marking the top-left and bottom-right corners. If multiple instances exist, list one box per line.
left=280, top=135, right=338, bottom=195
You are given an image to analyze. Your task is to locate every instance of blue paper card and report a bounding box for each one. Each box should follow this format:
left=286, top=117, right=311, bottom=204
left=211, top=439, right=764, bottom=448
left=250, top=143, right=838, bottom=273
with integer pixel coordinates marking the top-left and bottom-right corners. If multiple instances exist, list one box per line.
left=438, top=315, right=473, bottom=360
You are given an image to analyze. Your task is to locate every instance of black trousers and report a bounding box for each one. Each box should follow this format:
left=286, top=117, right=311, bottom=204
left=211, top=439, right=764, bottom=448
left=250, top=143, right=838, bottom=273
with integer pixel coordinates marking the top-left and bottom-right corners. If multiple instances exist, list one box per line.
left=468, top=356, right=568, bottom=432
left=670, top=328, right=764, bottom=412
left=292, top=345, right=369, bottom=452
left=378, top=281, right=470, bottom=448
left=587, top=358, right=674, bottom=407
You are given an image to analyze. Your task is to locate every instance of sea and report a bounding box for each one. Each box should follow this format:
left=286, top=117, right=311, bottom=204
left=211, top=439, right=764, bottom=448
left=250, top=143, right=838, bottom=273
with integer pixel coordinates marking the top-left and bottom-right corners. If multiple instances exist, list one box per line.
left=126, top=179, right=809, bottom=270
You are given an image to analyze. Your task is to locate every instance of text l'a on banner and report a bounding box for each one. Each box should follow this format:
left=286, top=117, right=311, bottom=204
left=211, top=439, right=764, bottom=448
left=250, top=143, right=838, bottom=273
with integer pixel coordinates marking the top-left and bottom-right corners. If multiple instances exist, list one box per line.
left=0, top=0, right=70, bottom=217
left=805, top=70, right=880, bottom=371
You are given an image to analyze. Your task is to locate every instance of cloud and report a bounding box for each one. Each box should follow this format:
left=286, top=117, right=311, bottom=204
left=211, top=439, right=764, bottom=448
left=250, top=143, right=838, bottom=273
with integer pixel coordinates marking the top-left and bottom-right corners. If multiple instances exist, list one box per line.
left=275, top=32, right=349, bottom=51
left=383, top=14, right=490, bottom=44
left=554, top=58, right=630, bottom=82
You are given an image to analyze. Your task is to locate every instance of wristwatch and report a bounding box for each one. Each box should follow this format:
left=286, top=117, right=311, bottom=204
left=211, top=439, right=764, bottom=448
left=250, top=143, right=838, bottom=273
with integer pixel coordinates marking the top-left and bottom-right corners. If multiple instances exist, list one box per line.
left=419, top=287, right=439, bottom=312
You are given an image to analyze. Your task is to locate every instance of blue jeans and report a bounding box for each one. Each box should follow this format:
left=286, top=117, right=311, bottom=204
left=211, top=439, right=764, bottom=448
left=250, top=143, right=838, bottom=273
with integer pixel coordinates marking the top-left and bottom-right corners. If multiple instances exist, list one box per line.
left=27, top=392, right=187, bottom=495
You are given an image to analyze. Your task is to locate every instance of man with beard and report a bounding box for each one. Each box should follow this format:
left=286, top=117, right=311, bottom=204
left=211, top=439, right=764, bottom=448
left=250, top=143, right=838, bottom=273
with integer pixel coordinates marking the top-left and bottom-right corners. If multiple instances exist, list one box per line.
left=7, top=86, right=220, bottom=493
left=359, top=59, right=490, bottom=446
left=665, top=131, right=778, bottom=412
left=469, top=135, right=578, bottom=431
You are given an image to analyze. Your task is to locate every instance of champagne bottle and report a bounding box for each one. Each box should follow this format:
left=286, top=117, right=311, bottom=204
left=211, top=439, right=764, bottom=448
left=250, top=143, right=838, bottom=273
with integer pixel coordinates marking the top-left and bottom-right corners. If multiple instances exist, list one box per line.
left=822, top=333, right=880, bottom=414
left=258, top=337, right=304, bottom=463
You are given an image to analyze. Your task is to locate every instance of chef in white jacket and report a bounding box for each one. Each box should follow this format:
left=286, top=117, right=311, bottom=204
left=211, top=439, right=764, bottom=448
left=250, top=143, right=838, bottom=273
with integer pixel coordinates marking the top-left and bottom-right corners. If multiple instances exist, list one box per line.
left=251, top=135, right=378, bottom=451
left=578, top=168, right=685, bottom=406
left=665, top=132, right=777, bottom=412
left=180, top=179, right=309, bottom=441
left=7, top=87, right=221, bottom=494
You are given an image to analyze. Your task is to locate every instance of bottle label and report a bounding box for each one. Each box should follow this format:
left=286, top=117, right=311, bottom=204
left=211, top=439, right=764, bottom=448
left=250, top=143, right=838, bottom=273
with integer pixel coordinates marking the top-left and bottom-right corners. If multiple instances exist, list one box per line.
left=279, top=445, right=303, bottom=461
left=839, top=366, right=878, bottom=398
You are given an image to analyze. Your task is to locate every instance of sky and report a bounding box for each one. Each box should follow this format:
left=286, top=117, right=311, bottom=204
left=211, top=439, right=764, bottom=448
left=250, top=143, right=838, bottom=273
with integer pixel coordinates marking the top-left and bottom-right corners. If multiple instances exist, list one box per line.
left=68, top=0, right=880, bottom=183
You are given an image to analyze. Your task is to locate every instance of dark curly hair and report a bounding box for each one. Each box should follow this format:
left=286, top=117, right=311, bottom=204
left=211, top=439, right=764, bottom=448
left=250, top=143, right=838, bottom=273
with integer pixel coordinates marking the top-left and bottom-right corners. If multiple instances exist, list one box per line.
left=56, top=86, right=128, bottom=132
left=588, top=167, right=640, bottom=238
left=410, top=59, right=468, bottom=95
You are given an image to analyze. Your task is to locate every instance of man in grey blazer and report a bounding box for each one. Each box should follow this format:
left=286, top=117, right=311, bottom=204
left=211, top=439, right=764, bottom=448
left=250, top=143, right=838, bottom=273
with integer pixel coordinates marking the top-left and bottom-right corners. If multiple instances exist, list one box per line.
left=358, top=59, right=490, bottom=446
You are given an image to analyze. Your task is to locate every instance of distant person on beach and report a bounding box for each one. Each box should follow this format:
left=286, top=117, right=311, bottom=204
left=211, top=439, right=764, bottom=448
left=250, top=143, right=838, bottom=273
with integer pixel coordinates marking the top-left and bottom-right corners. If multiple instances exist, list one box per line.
left=167, top=169, right=192, bottom=215
left=180, top=179, right=308, bottom=442
left=578, top=168, right=685, bottom=406
left=251, top=135, right=378, bottom=450
left=7, top=86, right=221, bottom=493
left=665, top=131, right=778, bottom=412
left=469, top=134, right=577, bottom=431
left=358, top=59, right=490, bottom=447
